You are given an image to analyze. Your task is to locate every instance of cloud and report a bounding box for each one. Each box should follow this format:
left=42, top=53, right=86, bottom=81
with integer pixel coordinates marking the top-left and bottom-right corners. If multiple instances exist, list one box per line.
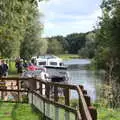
left=38, top=0, right=102, bottom=37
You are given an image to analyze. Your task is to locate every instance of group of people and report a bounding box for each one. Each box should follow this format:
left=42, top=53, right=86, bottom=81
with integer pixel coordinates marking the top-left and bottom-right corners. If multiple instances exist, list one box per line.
left=15, top=58, right=38, bottom=76
left=0, top=57, right=39, bottom=78
left=0, top=60, right=8, bottom=77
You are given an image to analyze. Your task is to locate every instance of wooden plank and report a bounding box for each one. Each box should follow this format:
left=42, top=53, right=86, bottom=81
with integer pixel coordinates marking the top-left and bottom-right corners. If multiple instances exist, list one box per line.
left=39, top=82, right=42, bottom=95
left=77, top=86, right=92, bottom=120
left=64, top=88, right=70, bottom=106
left=54, top=86, right=58, bottom=102
left=84, top=95, right=91, bottom=107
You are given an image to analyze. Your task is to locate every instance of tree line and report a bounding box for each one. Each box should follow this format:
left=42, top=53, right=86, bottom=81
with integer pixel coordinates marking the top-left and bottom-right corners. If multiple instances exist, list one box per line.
left=46, top=32, right=95, bottom=57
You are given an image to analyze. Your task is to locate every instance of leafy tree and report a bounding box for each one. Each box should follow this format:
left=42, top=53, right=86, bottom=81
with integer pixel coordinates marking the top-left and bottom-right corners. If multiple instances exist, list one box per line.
left=47, top=38, right=63, bottom=54
left=65, top=33, right=86, bottom=54
left=79, top=32, right=96, bottom=58
left=94, top=0, right=120, bottom=108
left=0, top=0, right=46, bottom=58
left=50, top=36, right=69, bottom=53
left=20, top=1, right=45, bottom=59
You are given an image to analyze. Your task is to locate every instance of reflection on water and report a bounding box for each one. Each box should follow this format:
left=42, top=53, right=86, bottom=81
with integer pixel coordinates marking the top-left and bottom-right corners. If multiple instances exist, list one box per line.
left=64, top=59, right=104, bottom=101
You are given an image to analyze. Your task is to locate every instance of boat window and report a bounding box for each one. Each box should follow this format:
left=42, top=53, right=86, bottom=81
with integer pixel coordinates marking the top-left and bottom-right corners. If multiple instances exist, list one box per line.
left=50, top=62, right=57, bottom=66
left=39, top=62, right=46, bottom=65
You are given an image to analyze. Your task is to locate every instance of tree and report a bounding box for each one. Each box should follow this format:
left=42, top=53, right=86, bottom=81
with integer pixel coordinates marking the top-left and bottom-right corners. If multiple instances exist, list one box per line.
left=0, top=0, right=46, bottom=58
left=20, top=1, right=46, bottom=59
left=50, top=36, right=68, bottom=53
left=47, top=38, right=63, bottom=54
left=79, top=32, right=96, bottom=58
left=65, top=33, right=86, bottom=54
left=94, top=0, right=120, bottom=108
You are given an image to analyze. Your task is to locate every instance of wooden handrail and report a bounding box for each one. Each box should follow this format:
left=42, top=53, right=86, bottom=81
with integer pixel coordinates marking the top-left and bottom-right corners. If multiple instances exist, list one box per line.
left=0, top=77, right=97, bottom=120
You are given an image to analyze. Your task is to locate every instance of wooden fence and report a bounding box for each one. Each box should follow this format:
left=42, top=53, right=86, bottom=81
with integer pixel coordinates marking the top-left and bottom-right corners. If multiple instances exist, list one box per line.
left=0, top=77, right=97, bottom=120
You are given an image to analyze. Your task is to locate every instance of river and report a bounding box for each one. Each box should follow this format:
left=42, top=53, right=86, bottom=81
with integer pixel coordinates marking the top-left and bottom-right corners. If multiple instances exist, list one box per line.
left=64, top=59, right=105, bottom=102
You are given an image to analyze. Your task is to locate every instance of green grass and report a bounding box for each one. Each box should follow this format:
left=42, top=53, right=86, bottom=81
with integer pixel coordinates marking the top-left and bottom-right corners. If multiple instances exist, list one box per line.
left=93, top=102, right=120, bottom=120
left=8, top=61, right=16, bottom=74
left=58, top=54, right=80, bottom=60
left=97, top=107, right=120, bottom=120
left=0, top=102, right=42, bottom=120
left=69, top=99, right=120, bottom=120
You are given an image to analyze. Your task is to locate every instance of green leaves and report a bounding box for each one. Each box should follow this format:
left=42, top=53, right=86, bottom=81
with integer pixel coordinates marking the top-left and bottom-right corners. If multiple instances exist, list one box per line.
left=0, top=0, right=45, bottom=58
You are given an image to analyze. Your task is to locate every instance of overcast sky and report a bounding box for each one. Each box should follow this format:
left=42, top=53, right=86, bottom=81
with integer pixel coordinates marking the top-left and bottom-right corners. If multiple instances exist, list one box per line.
left=38, top=0, right=102, bottom=37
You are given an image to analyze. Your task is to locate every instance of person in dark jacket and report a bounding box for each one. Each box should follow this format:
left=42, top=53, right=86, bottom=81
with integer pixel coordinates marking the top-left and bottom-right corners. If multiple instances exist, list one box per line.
left=0, top=60, right=3, bottom=77
left=1, top=60, right=8, bottom=77
left=15, top=59, right=23, bottom=77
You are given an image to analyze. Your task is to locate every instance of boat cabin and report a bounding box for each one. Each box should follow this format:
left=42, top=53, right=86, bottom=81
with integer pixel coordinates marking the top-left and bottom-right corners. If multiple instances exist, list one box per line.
left=34, top=55, right=64, bottom=67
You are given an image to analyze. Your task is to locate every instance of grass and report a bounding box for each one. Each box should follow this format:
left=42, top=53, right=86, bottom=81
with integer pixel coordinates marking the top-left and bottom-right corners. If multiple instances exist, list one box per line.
left=58, top=54, right=80, bottom=60
left=0, top=102, right=42, bottom=120
left=97, top=107, right=120, bottom=120
left=93, top=102, right=120, bottom=120
left=69, top=99, right=120, bottom=120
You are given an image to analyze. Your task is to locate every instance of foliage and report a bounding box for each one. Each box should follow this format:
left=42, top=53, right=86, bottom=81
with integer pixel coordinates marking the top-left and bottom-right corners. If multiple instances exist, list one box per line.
left=65, top=33, right=86, bottom=54
left=94, top=101, right=120, bottom=120
left=94, top=0, right=120, bottom=108
left=47, top=33, right=87, bottom=55
left=47, top=38, right=64, bottom=54
left=99, top=80, right=120, bottom=108
left=95, top=0, right=120, bottom=69
left=49, top=36, right=68, bottom=53
left=0, top=0, right=47, bottom=58
left=78, top=32, right=96, bottom=58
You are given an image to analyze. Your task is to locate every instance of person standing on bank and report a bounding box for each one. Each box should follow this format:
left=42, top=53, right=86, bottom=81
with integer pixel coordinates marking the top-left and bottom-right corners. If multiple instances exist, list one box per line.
left=0, top=60, right=3, bottom=77
left=15, top=59, right=23, bottom=77
left=1, top=60, right=9, bottom=77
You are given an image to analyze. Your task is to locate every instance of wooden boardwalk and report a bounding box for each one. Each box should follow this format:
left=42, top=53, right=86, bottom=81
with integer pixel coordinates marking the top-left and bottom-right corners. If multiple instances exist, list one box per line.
left=0, top=77, right=97, bottom=120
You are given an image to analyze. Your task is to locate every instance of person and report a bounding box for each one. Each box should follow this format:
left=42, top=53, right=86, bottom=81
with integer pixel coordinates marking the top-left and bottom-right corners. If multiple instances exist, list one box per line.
left=27, top=62, right=38, bottom=71
left=15, top=58, right=23, bottom=76
left=0, top=60, right=3, bottom=77
left=1, top=60, right=8, bottom=77
left=23, top=60, right=28, bottom=70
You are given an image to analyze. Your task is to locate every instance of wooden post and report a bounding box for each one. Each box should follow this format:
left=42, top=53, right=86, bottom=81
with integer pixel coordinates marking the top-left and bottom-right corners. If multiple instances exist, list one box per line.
left=39, top=82, right=42, bottom=95
left=83, top=90, right=87, bottom=95
left=54, top=86, right=58, bottom=102
left=84, top=95, right=91, bottom=107
left=64, top=88, right=70, bottom=106
left=17, top=79, right=20, bottom=102
left=79, top=85, right=84, bottom=91
left=89, top=106, right=97, bottom=120
left=54, top=86, right=59, bottom=120
left=64, top=88, right=70, bottom=120
left=0, top=79, right=5, bottom=100
left=45, top=84, right=50, bottom=98
left=45, top=84, right=50, bottom=119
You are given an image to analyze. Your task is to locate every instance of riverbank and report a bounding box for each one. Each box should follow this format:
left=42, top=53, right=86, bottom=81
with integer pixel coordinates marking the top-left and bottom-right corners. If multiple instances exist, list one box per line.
left=58, top=54, right=80, bottom=60
left=70, top=99, right=120, bottom=120
left=94, top=102, right=120, bottom=120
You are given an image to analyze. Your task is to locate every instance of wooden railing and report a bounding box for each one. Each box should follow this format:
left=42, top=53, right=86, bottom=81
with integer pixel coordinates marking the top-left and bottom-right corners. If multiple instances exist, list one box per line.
left=0, top=77, right=97, bottom=120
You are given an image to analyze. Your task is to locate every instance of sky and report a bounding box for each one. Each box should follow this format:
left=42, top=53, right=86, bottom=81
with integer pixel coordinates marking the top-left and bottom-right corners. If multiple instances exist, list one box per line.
left=38, top=0, right=102, bottom=37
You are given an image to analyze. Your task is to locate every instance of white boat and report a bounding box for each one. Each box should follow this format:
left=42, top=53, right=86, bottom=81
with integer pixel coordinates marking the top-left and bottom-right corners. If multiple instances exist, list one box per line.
left=32, top=55, right=69, bottom=82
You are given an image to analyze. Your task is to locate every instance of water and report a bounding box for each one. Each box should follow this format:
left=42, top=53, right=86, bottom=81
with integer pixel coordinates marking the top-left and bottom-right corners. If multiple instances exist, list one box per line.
left=64, top=59, right=104, bottom=102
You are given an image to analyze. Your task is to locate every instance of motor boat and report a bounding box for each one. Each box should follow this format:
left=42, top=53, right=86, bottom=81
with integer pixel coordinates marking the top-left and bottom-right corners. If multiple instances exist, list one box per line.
left=31, top=55, right=69, bottom=83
